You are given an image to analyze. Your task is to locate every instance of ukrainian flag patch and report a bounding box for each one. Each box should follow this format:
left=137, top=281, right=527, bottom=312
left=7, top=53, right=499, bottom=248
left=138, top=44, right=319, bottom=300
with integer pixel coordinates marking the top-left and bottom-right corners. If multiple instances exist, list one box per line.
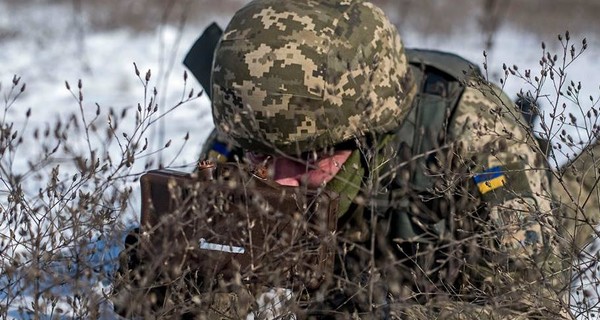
left=473, top=166, right=507, bottom=194
left=208, top=141, right=230, bottom=163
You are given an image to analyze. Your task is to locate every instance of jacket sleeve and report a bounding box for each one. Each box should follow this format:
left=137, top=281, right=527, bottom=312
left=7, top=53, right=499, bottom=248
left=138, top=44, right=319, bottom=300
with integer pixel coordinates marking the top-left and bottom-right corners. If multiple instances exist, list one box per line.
left=449, top=82, right=572, bottom=317
left=450, top=84, right=553, bottom=261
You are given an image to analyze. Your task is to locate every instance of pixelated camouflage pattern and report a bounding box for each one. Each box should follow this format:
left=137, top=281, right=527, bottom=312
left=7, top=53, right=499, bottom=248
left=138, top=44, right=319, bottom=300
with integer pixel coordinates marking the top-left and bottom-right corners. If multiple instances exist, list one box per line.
left=201, top=72, right=573, bottom=319
left=448, top=82, right=572, bottom=318
left=211, top=0, right=415, bottom=155
left=200, top=82, right=573, bottom=318
left=202, top=0, right=571, bottom=315
left=451, top=85, right=555, bottom=259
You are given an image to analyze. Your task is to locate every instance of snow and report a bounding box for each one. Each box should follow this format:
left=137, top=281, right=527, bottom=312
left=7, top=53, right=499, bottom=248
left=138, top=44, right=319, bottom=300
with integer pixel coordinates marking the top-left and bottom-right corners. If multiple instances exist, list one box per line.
left=1, top=1, right=599, bottom=318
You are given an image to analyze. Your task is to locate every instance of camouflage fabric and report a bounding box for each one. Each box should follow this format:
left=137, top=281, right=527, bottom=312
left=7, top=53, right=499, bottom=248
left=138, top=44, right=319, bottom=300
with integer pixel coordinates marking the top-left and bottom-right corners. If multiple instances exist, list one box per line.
left=450, top=85, right=553, bottom=263
left=201, top=0, right=574, bottom=318
left=327, top=75, right=572, bottom=319
left=441, top=81, right=571, bottom=318
left=211, top=0, right=415, bottom=155
left=201, top=79, right=574, bottom=318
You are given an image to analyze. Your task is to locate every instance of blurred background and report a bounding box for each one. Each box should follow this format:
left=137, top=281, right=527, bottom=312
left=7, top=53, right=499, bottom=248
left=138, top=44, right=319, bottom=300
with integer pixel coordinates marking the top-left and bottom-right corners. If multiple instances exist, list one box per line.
left=4, top=0, right=598, bottom=37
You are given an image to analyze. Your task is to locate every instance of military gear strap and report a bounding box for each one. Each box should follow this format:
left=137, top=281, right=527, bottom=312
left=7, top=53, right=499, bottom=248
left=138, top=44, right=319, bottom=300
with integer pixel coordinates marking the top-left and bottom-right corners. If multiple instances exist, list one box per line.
left=378, top=51, right=553, bottom=288
left=377, top=50, right=480, bottom=242
left=393, top=49, right=477, bottom=192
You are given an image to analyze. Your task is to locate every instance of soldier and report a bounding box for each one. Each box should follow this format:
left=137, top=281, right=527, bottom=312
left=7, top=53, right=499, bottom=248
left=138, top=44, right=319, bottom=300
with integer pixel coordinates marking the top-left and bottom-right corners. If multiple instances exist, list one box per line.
left=198, top=0, right=574, bottom=318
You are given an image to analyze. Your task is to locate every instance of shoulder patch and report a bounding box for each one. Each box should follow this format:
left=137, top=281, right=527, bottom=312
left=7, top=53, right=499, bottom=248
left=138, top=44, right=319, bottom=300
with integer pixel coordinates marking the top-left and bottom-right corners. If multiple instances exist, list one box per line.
left=473, top=162, right=533, bottom=205
left=208, top=141, right=231, bottom=163
left=473, top=166, right=506, bottom=194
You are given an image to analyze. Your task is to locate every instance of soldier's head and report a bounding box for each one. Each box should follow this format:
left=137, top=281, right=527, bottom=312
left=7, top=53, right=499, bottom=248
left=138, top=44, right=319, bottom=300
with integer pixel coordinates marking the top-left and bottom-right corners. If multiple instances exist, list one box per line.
left=211, top=0, right=415, bottom=187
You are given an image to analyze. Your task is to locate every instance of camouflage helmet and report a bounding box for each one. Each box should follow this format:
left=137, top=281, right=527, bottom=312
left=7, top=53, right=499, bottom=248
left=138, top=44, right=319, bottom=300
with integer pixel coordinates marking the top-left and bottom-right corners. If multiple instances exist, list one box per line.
left=211, top=0, right=415, bottom=155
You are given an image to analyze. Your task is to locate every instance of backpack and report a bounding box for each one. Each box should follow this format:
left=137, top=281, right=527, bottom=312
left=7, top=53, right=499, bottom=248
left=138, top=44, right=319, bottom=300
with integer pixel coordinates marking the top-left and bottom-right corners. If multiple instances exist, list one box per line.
left=382, top=49, right=483, bottom=242
left=395, top=48, right=481, bottom=190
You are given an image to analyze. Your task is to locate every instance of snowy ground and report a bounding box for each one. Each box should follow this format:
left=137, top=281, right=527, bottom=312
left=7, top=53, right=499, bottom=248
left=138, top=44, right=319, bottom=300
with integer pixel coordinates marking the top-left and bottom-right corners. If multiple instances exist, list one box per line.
left=1, top=1, right=599, bottom=318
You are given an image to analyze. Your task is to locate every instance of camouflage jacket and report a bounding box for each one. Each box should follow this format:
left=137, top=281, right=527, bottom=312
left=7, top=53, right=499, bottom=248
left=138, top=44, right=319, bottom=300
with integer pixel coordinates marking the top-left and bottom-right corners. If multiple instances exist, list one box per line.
left=199, top=49, right=572, bottom=318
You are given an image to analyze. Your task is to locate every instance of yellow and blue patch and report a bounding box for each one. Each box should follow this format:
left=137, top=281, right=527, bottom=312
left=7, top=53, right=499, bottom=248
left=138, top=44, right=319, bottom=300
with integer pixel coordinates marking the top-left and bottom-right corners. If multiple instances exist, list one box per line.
left=208, top=141, right=231, bottom=163
left=473, top=166, right=507, bottom=194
